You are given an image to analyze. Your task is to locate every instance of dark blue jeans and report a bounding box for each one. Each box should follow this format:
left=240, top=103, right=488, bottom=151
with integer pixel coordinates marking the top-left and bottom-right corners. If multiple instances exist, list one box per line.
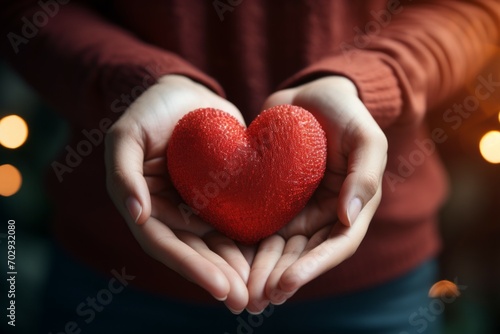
left=40, top=245, right=442, bottom=334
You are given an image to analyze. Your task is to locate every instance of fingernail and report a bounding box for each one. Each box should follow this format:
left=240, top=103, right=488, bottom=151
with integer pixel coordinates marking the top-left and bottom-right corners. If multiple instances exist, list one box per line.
left=246, top=300, right=270, bottom=315
left=347, top=197, right=362, bottom=226
left=125, top=197, right=142, bottom=224
left=214, top=295, right=227, bottom=302
left=227, top=306, right=243, bottom=315
left=270, top=291, right=287, bottom=305
left=272, top=298, right=287, bottom=306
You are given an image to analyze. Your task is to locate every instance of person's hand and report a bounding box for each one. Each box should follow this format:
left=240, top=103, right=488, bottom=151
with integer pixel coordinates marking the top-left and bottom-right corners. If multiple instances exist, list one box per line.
left=246, top=76, right=388, bottom=313
left=105, top=75, right=251, bottom=313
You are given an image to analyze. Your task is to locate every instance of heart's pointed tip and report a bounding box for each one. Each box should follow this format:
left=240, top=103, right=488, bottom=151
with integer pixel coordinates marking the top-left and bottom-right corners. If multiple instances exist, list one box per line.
left=218, top=225, right=270, bottom=245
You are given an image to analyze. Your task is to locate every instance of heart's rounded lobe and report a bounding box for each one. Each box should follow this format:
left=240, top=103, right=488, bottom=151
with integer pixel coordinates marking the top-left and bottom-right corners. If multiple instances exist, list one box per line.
left=167, top=104, right=327, bottom=244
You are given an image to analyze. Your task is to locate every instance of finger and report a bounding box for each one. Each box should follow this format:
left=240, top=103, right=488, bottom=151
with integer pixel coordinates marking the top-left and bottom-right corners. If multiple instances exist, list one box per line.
left=278, top=194, right=338, bottom=240
left=246, top=235, right=285, bottom=314
left=105, top=121, right=151, bottom=225
left=128, top=216, right=230, bottom=301
left=275, top=190, right=380, bottom=294
left=238, top=243, right=258, bottom=266
left=261, top=88, right=297, bottom=109
left=210, top=96, right=247, bottom=127
left=178, top=232, right=249, bottom=313
left=337, top=111, right=387, bottom=227
left=265, top=235, right=308, bottom=305
left=289, top=80, right=386, bottom=227
left=300, top=224, right=332, bottom=254
left=204, top=232, right=252, bottom=284
left=143, top=158, right=209, bottom=234
left=150, top=196, right=212, bottom=235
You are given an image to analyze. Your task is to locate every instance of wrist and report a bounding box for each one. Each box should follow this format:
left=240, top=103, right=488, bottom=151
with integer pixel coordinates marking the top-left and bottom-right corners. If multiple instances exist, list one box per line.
left=309, top=76, right=358, bottom=97
left=157, top=74, right=197, bottom=86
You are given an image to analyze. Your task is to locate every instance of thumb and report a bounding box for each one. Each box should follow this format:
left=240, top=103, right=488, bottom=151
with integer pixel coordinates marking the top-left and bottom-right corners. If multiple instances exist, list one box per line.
left=261, top=88, right=297, bottom=110
left=105, top=122, right=151, bottom=225
left=337, top=120, right=387, bottom=227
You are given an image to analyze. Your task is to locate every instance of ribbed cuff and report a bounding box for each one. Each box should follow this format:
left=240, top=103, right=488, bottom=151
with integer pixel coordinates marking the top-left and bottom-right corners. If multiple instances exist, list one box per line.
left=279, top=51, right=403, bottom=129
left=105, top=51, right=225, bottom=106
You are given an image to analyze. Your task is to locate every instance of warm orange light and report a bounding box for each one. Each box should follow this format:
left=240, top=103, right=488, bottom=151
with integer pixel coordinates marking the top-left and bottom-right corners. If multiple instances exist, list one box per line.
left=0, top=115, right=28, bottom=149
left=0, top=164, right=22, bottom=196
left=479, top=131, right=500, bottom=164
left=429, top=280, right=460, bottom=298
left=498, top=111, right=500, bottom=124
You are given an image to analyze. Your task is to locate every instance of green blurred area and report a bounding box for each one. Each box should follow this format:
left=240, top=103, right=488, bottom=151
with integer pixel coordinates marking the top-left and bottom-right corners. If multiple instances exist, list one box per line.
left=0, top=61, right=68, bottom=334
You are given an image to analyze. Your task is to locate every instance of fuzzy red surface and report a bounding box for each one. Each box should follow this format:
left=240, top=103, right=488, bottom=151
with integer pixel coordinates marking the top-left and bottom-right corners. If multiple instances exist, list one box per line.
left=167, top=105, right=327, bottom=244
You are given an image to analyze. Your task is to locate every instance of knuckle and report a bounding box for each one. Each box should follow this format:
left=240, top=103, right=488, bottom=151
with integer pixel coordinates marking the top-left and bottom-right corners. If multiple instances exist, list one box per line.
left=346, top=244, right=359, bottom=259
left=105, top=174, right=116, bottom=196
left=375, top=130, right=388, bottom=152
left=340, top=236, right=359, bottom=259
left=106, top=167, right=125, bottom=195
left=141, top=244, right=156, bottom=259
left=365, top=127, right=388, bottom=151
left=361, top=171, right=381, bottom=197
left=104, top=123, right=121, bottom=150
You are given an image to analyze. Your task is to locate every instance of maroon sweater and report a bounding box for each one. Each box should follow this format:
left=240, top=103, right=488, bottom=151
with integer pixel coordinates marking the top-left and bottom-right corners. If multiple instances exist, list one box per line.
left=1, top=0, right=499, bottom=302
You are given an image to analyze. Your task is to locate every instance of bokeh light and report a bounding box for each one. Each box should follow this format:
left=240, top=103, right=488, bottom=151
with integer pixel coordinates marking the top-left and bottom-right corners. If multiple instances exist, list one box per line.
left=0, top=164, right=22, bottom=196
left=0, top=114, right=28, bottom=149
left=429, top=280, right=460, bottom=298
left=479, top=131, right=500, bottom=164
left=498, top=111, right=500, bottom=124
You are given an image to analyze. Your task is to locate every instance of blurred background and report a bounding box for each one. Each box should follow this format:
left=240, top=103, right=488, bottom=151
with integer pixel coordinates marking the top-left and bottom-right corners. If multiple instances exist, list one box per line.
left=0, top=51, right=499, bottom=333
left=0, top=60, right=69, bottom=334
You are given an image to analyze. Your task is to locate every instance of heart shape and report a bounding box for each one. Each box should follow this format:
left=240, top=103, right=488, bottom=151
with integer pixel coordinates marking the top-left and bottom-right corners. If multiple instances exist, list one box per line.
left=167, top=104, right=327, bottom=244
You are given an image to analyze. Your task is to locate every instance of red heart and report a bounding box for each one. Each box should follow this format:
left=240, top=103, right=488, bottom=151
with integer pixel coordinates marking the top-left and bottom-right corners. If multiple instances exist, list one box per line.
left=167, top=104, right=327, bottom=244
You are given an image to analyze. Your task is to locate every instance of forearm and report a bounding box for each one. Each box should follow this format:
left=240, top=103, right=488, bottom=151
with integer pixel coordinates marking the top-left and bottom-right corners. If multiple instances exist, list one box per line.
left=0, top=0, right=223, bottom=128
left=280, top=0, right=500, bottom=128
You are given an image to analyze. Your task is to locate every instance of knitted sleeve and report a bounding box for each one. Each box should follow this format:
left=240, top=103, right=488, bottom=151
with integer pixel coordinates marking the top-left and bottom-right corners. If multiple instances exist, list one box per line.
left=280, top=0, right=500, bottom=128
left=0, top=0, right=224, bottom=128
